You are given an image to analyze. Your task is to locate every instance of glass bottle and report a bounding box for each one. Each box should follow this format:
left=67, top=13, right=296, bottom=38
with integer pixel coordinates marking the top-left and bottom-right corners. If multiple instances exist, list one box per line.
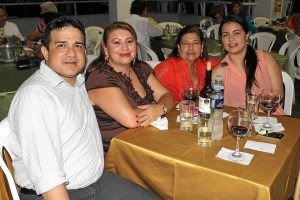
left=199, top=61, right=213, bottom=114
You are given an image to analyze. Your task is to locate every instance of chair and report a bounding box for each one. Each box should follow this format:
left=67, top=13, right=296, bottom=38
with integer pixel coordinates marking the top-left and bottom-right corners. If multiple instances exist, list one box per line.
left=249, top=32, right=276, bottom=52
left=285, top=32, right=300, bottom=41
left=144, top=61, right=161, bottom=69
left=199, top=18, right=211, bottom=30
left=161, top=48, right=172, bottom=59
left=85, top=26, right=104, bottom=56
left=158, top=22, right=183, bottom=29
left=206, top=24, right=220, bottom=40
left=278, top=39, right=300, bottom=80
left=137, top=42, right=159, bottom=61
left=253, top=17, right=271, bottom=27
left=82, top=54, right=98, bottom=76
left=0, top=118, right=20, bottom=200
left=281, top=71, right=294, bottom=115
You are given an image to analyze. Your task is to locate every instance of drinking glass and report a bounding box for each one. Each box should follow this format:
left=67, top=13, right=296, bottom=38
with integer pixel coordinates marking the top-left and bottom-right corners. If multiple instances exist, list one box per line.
left=179, top=100, right=195, bottom=131
left=182, top=83, right=199, bottom=101
left=197, top=113, right=213, bottom=146
left=227, top=110, right=252, bottom=162
left=246, top=92, right=260, bottom=120
left=259, top=89, right=281, bottom=131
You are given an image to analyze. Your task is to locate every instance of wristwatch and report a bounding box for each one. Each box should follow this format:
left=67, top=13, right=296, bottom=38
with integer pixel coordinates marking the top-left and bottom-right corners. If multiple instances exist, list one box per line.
left=161, top=104, right=167, bottom=115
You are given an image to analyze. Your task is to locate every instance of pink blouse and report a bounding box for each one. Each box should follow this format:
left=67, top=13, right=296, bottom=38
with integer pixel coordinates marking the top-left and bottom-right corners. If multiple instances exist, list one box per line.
left=223, top=50, right=285, bottom=115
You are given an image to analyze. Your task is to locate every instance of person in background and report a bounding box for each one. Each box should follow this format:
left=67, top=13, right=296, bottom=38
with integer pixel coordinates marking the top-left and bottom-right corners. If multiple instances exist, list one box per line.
left=0, top=6, right=24, bottom=42
left=25, top=12, right=60, bottom=59
left=154, top=25, right=221, bottom=104
left=212, top=14, right=285, bottom=115
left=124, top=0, right=163, bottom=48
left=40, top=1, right=58, bottom=14
left=231, top=0, right=256, bottom=34
left=212, top=5, right=225, bottom=25
left=26, top=1, right=58, bottom=42
left=8, top=16, right=161, bottom=200
left=85, top=21, right=174, bottom=153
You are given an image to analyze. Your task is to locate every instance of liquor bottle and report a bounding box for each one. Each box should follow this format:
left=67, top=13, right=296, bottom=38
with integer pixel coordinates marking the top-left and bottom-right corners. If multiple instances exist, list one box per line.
left=199, top=61, right=213, bottom=114
left=210, top=82, right=224, bottom=141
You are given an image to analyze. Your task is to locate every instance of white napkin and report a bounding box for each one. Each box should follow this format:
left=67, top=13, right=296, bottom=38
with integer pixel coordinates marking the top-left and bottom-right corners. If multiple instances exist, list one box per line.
left=216, top=147, right=254, bottom=165
left=244, top=140, right=276, bottom=154
left=252, top=116, right=284, bottom=132
left=151, top=117, right=168, bottom=130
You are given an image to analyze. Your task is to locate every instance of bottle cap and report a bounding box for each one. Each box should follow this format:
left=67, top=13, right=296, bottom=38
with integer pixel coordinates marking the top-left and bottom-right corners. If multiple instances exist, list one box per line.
left=215, top=75, right=222, bottom=81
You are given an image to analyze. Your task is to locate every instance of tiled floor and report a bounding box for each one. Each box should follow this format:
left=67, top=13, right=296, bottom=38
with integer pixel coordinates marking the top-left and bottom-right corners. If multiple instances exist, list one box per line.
left=292, top=79, right=300, bottom=118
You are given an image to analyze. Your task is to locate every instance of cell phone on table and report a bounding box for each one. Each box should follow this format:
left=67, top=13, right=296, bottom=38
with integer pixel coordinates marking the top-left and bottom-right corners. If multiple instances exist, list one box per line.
left=257, top=130, right=284, bottom=140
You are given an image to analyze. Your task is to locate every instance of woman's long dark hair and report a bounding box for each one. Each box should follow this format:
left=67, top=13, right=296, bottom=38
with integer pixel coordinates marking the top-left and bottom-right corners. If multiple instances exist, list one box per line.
left=170, top=24, right=208, bottom=60
left=219, top=14, right=258, bottom=93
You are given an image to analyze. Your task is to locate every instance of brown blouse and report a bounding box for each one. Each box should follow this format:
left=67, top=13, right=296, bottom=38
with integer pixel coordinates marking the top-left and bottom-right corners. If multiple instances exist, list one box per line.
left=86, top=61, right=154, bottom=152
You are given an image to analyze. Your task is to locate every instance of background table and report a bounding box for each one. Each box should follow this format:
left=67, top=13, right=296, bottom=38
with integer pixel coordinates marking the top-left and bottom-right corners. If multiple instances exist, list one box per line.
left=105, top=107, right=300, bottom=200
left=0, top=58, right=39, bottom=120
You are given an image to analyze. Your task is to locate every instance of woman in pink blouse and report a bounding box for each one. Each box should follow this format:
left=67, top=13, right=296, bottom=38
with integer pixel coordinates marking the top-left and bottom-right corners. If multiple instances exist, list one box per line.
left=212, top=14, right=285, bottom=115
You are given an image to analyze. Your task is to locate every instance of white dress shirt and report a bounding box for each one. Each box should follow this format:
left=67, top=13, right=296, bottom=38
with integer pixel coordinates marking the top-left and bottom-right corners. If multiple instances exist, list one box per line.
left=124, top=14, right=163, bottom=48
left=8, top=61, right=104, bottom=194
left=3, top=21, right=24, bottom=41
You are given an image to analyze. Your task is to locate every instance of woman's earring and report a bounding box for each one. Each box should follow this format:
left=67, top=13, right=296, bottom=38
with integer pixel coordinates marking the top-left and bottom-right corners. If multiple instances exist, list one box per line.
left=105, top=55, right=109, bottom=62
left=132, top=58, right=136, bottom=66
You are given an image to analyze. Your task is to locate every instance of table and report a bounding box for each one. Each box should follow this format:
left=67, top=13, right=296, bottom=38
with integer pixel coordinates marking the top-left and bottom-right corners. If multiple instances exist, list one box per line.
left=0, top=58, right=39, bottom=93
left=105, top=107, right=300, bottom=200
left=0, top=58, right=39, bottom=120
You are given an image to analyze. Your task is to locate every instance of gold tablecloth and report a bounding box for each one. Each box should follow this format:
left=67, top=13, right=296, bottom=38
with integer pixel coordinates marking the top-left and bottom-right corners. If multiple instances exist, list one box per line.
left=105, top=107, right=300, bottom=200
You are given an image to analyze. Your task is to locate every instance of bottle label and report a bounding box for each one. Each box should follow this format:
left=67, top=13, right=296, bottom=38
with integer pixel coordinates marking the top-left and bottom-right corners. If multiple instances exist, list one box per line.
left=211, top=98, right=224, bottom=109
left=199, top=97, right=211, bottom=113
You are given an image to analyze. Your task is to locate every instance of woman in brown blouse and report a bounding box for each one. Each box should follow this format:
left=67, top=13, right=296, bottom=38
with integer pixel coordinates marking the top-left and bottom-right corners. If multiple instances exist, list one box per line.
left=85, top=21, right=174, bottom=153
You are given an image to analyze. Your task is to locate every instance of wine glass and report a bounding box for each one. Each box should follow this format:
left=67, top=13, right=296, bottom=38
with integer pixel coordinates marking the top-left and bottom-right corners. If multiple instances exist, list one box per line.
left=182, top=83, right=199, bottom=101
left=259, top=89, right=281, bottom=131
left=227, top=110, right=252, bottom=162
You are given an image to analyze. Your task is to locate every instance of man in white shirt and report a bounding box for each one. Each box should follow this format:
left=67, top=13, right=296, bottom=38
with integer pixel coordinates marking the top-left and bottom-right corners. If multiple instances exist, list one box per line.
left=124, top=0, right=162, bottom=48
left=0, top=6, right=24, bottom=41
left=8, top=16, right=160, bottom=200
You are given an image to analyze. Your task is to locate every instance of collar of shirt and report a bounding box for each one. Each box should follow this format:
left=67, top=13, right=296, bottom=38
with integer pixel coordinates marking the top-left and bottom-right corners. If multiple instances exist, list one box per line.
left=40, top=61, right=85, bottom=88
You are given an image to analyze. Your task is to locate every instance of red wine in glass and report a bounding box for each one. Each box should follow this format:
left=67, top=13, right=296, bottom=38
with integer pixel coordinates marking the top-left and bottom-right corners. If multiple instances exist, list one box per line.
left=260, top=89, right=280, bottom=131
left=230, top=125, right=249, bottom=137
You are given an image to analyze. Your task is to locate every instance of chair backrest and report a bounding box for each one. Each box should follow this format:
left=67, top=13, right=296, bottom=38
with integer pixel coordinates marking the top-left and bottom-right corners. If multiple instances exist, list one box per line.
left=206, top=24, right=220, bottom=40
left=0, top=118, right=20, bottom=200
left=158, top=22, right=183, bottom=29
left=144, top=61, right=161, bottom=69
left=199, top=18, right=211, bottom=30
left=137, top=42, right=159, bottom=61
left=278, top=39, right=300, bottom=80
left=83, top=54, right=98, bottom=76
left=285, top=32, right=300, bottom=41
left=281, top=71, right=294, bottom=115
left=249, top=32, right=276, bottom=52
left=161, top=48, right=172, bottom=59
left=85, top=26, right=104, bottom=56
left=253, top=17, right=271, bottom=27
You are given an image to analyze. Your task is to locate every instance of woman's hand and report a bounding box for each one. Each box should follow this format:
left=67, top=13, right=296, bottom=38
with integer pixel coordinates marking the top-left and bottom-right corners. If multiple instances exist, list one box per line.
left=137, top=104, right=163, bottom=127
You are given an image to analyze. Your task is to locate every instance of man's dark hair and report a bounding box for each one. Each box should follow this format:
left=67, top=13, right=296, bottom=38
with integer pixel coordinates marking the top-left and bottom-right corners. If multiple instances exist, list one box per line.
left=130, top=0, right=146, bottom=16
left=42, top=16, right=85, bottom=49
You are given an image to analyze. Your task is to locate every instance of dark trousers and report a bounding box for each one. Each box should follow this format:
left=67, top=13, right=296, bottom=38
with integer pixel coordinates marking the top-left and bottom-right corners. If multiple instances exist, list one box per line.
left=19, top=171, right=161, bottom=200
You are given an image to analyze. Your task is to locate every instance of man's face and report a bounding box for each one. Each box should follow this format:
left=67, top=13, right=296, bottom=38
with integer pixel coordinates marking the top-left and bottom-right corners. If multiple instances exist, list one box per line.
left=0, top=8, right=7, bottom=28
left=41, top=27, right=86, bottom=85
